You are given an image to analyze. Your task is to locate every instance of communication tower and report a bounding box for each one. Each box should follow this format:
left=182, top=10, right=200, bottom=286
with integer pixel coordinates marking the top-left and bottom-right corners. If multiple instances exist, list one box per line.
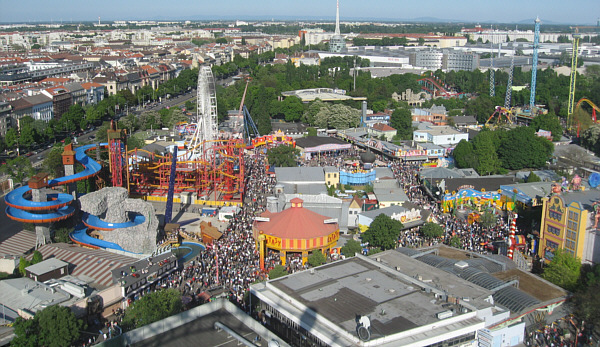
left=530, top=17, right=540, bottom=110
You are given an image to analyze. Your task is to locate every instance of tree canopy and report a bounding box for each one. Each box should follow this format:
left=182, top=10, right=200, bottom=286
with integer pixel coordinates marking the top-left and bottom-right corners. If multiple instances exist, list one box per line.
left=267, top=145, right=300, bottom=167
left=453, top=126, right=553, bottom=174
left=542, top=249, right=581, bottom=292
left=391, top=107, right=413, bottom=140
left=307, top=250, right=326, bottom=267
left=12, top=305, right=85, bottom=347
left=420, top=222, right=444, bottom=239
left=268, top=265, right=288, bottom=279
left=122, top=289, right=183, bottom=330
left=0, top=156, right=35, bottom=185
left=340, top=239, right=363, bottom=257
left=362, top=214, right=403, bottom=250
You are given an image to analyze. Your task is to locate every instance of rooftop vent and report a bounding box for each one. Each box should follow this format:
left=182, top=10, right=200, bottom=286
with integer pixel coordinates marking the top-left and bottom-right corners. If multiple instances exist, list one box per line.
left=454, top=261, right=469, bottom=269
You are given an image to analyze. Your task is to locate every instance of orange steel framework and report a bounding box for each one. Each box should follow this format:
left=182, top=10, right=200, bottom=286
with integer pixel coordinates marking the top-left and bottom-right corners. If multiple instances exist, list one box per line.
left=126, top=138, right=246, bottom=204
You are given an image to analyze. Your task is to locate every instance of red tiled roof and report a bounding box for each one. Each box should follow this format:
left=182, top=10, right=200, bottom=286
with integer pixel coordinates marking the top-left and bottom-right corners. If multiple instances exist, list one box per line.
left=372, top=123, right=396, bottom=132
left=254, top=198, right=338, bottom=239
left=81, top=82, right=104, bottom=89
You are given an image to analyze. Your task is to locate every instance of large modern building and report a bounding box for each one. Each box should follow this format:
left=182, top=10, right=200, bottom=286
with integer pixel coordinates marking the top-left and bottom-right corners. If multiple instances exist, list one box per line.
left=249, top=246, right=563, bottom=347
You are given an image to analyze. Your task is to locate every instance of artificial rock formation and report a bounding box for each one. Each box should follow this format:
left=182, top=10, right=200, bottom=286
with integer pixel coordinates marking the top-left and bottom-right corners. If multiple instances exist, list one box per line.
left=79, top=187, right=159, bottom=254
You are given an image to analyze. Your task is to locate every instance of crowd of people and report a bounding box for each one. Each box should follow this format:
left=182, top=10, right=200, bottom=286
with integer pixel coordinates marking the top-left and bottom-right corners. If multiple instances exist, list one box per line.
left=171, top=152, right=278, bottom=310
left=525, top=317, right=596, bottom=346
left=105, top=142, right=576, bottom=345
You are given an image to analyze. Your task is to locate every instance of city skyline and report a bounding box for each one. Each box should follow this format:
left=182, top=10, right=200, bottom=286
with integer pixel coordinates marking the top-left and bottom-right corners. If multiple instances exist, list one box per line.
left=0, top=0, right=599, bottom=25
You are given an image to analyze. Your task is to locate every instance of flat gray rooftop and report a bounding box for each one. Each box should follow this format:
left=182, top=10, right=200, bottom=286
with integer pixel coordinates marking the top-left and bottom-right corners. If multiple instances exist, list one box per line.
left=133, top=308, right=264, bottom=347
left=270, top=254, right=493, bottom=338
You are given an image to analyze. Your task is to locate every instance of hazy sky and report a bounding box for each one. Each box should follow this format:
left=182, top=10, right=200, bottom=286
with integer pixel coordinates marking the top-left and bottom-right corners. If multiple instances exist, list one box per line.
left=0, top=0, right=598, bottom=25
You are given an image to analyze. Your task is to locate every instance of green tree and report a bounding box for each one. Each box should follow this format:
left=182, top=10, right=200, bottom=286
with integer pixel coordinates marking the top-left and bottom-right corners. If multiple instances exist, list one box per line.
left=36, top=305, right=85, bottom=347
left=498, top=126, right=554, bottom=170
left=341, top=239, right=363, bottom=257
left=391, top=107, right=413, bottom=140
left=306, top=127, right=317, bottom=137
left=473, top=131, right=501, bottom=175
left=52, top=227, right=73, bottom=244
left=302, top=100, right=327, bottom=125
left=0, top=156, right=35, bottom=184
left=269, top=265, right=288, bottom=279
left=307, top=250, right=326, bottom=267
left=122, top=289, right=183, bottom=330
left=43, top=146, right=66, bottom=178
left=4, top=128, right=18, bottom=149
left=531, top=113, right=563, bottom=141
left=18, top=257, right=31, bottom=276
left=267, top=145, right=300, bottom=167
left=420, top=222, right=444, bottom=239
left=314, top=104, right=361, bottom=130
left=527, top=171, right=541, bottom=183
left=278, top=96, right=304, bottom=122
left=448, top=235, right=462, bottom=248
left=580, top=124, right=600, bottom=156
left=571, top=283, right=600, bottom=325
left=452, top=140, right=478, bottom=169
left=367, top=247, right=382, bottom=256
left=12, top=305, right=85, bottom=347
left=542, top=248, right=581, bottom=292
left=479, top=210, right=498, bottom=228
left=11, top=315, right=38, bottom=346
left=465, top=95, right=496, bottom=124
left=362, top=214, right=403, bottom=250
left=31, top=251, right=43, bottom=264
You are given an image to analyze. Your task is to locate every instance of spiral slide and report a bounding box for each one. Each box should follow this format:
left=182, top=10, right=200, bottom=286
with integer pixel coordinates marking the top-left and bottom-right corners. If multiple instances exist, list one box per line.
left=4, top=143, right=106, bottom=223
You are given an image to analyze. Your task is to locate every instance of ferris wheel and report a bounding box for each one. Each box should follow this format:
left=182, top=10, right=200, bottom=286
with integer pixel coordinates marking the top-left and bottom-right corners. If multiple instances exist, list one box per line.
left=188, top=66, right=218, bottom=159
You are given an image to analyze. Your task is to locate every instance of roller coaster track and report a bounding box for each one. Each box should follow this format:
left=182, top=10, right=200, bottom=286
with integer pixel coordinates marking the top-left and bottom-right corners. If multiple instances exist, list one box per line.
left=417, top=77, right=461, bottom=98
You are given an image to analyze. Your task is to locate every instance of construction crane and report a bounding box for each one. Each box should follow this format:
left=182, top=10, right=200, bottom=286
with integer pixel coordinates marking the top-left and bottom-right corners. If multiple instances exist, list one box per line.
left=530, top=17, right=541, bottom=110
left=567, top=33, right=583, bottom=132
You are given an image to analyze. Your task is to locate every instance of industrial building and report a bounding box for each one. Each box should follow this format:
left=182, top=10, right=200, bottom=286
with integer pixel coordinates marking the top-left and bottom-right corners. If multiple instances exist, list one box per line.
left=249, top=245, right=566, bottom=347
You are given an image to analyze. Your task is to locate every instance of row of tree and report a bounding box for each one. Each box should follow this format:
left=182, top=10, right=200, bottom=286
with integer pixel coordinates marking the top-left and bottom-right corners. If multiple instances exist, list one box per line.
left=2, top=68, right=199, bottom=154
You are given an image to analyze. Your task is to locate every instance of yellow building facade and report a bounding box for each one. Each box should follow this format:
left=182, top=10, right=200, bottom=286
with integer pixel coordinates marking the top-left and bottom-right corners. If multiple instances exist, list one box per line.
left=538, top=195, right=589, bottom=262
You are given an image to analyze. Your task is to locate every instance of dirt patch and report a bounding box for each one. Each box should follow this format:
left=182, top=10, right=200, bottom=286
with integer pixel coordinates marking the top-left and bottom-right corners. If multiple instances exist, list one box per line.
left=435, top=246, right=474, bottom=261
left=492, top=268, right=567, bottom=302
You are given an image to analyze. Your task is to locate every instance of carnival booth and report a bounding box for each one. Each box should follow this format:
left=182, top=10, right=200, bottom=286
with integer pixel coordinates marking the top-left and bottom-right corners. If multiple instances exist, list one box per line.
left=252, top=198, right=339, bottom=268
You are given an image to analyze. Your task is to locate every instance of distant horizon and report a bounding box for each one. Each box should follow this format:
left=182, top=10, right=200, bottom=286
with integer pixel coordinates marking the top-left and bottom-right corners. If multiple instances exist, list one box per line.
left=0, top=0, right=598, bottom=26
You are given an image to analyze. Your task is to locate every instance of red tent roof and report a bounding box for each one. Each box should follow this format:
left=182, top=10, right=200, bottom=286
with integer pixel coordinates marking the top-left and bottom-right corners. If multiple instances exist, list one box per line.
left=255, top=198, right=338, bottom=239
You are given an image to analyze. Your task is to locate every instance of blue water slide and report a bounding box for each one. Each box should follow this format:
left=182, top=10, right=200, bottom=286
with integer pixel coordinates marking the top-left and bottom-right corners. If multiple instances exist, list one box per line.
left=82, top=213, right=146, bottom=230
left=4, top=143, right=107, bottom=223
left=69, top=224, right=131, bottom=253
